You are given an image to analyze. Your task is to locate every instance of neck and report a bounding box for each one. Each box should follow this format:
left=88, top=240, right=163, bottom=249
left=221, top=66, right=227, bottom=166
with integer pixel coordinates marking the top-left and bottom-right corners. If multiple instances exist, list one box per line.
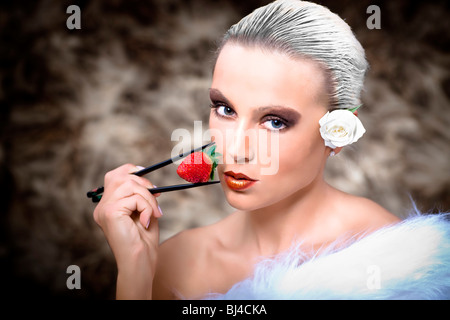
left=242, top=176, right=334, bottom=257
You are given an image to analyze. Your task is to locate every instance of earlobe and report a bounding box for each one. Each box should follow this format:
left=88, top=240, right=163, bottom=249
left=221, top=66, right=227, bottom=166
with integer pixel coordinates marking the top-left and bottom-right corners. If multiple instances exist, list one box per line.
left=329, top=147, right=343, bottom=157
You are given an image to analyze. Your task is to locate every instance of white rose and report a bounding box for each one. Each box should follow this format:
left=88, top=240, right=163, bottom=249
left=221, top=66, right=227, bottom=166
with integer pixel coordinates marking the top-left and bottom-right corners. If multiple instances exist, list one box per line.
left=319, top=110, right=366, bottom=149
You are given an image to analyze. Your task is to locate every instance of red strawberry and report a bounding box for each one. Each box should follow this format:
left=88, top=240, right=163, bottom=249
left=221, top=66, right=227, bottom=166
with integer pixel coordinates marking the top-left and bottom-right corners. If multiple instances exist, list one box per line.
left=177, top=145, right=220, bottom=183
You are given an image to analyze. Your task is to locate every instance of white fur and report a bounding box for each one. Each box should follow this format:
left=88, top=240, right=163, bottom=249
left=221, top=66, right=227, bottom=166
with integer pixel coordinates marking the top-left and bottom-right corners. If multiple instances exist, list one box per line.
left=205, top=212, right=450, bottom=300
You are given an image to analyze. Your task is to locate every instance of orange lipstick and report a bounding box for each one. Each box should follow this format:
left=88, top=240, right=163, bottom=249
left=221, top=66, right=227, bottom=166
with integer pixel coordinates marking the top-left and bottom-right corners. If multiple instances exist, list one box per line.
left=224, top=171, right=257, bottom=191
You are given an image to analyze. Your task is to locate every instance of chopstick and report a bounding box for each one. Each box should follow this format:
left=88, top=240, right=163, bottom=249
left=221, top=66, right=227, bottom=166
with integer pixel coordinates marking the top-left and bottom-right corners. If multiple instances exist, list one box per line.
left=87, top=141, right=217, bottom=202
left=90, top=181, right=220, bottom=203
left=132, top=141, right=216, bottom=177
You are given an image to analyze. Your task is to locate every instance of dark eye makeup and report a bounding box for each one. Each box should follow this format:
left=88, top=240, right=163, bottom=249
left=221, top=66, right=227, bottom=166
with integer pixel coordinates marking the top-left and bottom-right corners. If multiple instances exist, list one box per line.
left=209, top=88, right=301, bottom=132
left=210, top=102, right=237, bottom=118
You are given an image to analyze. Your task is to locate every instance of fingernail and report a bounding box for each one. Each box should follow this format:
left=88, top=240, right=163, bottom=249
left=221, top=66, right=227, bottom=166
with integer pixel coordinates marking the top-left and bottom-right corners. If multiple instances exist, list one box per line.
left=146, top=217, right=151, bottom=229
left=158, top=205, right=163, bottom=216
left=136, top=166, right=145, bottom=171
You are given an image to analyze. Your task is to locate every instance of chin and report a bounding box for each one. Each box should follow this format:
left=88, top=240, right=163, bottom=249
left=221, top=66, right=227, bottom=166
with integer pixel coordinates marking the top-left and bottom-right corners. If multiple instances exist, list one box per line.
left=220, top=185, right=254, bottom=210
left=222, top=186, right=275, bottom=211
left=226, top=198, right=254, bottom=211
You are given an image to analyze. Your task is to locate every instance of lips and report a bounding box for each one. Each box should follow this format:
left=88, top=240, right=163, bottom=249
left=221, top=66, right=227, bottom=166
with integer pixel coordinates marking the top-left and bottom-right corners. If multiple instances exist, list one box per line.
left=223, top=171, right=258, bottom=191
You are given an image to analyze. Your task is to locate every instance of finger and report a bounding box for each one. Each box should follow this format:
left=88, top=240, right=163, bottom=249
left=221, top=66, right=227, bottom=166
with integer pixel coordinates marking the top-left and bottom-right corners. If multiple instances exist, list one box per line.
left=150, top=185, right=161, bottom=198
left=145, top=191, right=163, bottom=219
left=102, top=165, right=162, bottom=219
left=123, top=179, right=163, bottom=218
left=140, top=215, right=159, bottom=250
left=104, top=164, right=151, bottom=190
left=127, top=175, right=161, bottom=197
left=119, top=194, right=160, bottom=231
left=115, top=193, right=151, bottom=216
left=132, top=165, right=148, bottom=174
left=128, top=168, right=161, bottom=198
left=105, top=163, right=139, bottom=185
left=111, top=180, right=163, bottom=219
left=122, top=168, right=160, bottom=195
left=104, top=164, right=163, bottom=197
left=115, top=193, right=153, bottom=229
left=148, top=215, right=159, bottom=245
left=103, top=177, right=149, bottom=201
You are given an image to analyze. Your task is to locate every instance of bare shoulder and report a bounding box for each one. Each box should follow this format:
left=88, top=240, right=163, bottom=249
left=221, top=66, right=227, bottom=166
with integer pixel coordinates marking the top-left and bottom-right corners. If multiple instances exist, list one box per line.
left=153, top=227, right=207, bottom=299
left=337, top=192, right=401, bottom=233
left=152, top=215, right=236, bottom=300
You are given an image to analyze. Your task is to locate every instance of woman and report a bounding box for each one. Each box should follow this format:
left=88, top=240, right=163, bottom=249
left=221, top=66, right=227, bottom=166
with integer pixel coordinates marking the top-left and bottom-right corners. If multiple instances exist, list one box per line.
left=93, top=0, right=450, bottom=299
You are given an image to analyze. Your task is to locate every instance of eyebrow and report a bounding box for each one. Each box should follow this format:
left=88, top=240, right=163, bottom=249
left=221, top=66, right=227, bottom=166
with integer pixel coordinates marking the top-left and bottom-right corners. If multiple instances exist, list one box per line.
left=255, top=106, right=301, bottom=125
left=209, top=88, right=232, bottom=105
left=209, top=88, right=301, bottom=125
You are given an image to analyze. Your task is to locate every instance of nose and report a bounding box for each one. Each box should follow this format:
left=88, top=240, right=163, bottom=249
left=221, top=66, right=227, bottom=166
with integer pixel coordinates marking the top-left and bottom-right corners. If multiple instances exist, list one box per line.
left=226, top=121, right=256, bottom=164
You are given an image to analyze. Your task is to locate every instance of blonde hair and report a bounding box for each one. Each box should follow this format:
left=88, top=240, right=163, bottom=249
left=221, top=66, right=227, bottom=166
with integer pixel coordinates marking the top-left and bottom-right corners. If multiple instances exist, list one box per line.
left=217, top=0, right=368, bottom=110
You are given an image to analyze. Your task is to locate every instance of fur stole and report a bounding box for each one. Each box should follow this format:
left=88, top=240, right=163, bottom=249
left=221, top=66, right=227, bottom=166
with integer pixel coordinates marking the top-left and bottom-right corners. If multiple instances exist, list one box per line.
left=206, top=212, right=450, bottom=300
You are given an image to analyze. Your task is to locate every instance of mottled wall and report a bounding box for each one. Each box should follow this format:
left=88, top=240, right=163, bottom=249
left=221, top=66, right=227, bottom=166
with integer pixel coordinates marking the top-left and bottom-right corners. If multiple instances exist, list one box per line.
left=1, top=0, right=449, bottom=299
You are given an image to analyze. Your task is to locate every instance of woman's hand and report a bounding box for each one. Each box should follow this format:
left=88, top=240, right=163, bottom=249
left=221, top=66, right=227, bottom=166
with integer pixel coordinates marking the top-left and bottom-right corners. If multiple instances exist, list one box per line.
left=93, top=164, right=163, bottom=299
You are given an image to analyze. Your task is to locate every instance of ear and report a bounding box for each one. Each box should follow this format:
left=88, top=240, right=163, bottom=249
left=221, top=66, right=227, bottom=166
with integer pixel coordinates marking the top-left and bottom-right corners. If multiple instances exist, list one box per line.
left=330, top=147, right=343, bottom=156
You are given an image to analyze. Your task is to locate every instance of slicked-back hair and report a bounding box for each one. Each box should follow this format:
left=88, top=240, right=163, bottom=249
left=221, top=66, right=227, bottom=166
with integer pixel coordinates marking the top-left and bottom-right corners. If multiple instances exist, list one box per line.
left=216, top=0, right=368, bottom=110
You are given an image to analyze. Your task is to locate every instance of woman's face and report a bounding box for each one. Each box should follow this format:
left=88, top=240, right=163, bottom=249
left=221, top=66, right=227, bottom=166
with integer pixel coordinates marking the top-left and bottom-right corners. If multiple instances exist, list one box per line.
left=209, top=43, right=330, bottom=211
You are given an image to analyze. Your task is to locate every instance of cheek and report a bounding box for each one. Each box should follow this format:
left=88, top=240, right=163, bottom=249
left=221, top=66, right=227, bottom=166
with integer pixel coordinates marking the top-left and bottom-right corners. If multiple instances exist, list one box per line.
left=272, top=130, right=325, bottom=187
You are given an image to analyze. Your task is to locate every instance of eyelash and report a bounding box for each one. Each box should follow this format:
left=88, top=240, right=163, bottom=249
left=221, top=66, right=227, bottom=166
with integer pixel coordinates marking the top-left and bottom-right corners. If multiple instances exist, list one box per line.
left=210, top=102, right=236, bottom=119
left=209, top=102, right=290, bottom=132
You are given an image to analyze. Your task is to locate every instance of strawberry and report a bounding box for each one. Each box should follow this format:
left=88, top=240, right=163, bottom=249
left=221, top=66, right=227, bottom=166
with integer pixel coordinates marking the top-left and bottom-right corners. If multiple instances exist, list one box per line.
left=176, top=145, right=220, bottom=183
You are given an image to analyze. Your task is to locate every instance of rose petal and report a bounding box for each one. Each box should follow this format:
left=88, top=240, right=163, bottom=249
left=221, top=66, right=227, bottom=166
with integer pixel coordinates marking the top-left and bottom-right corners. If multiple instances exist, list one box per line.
left=318, top=109, right=366, bottom=149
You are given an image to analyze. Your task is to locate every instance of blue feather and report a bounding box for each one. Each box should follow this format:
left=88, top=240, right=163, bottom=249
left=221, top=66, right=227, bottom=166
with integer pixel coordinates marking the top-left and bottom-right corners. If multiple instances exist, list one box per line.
left=205, top=212, right=450, bottom=300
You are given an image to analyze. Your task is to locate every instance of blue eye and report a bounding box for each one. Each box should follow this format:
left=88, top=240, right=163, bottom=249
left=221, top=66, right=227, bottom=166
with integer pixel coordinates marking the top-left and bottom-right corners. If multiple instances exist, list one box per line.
left=271, top=119, right=283, bottom=129
left=263, top=118, right=287, bottom=131
left=218, top=106, right=234, bottom=116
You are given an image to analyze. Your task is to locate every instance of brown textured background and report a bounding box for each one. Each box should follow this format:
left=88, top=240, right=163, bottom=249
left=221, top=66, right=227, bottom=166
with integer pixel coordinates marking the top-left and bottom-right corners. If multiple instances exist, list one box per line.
left=1, top=0, right=449, bottom=299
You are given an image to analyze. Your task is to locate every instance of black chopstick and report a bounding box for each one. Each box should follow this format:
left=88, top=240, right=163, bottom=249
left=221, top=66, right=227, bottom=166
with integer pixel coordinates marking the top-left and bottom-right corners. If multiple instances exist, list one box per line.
left=149, top=180, right=220, bottom=193
left=132, top=141, right=215, bottom=177
left=87, top=141, right=216, bottom=200
left=91, top=181, right=220, bottom=203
